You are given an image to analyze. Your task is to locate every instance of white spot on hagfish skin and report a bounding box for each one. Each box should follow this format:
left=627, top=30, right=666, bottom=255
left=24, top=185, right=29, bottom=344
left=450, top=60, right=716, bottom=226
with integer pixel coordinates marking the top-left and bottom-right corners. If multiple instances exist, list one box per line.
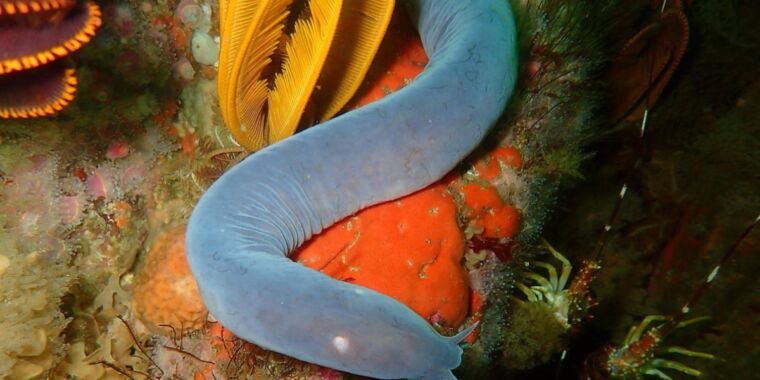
left=332, top=336, right=350, bottom=354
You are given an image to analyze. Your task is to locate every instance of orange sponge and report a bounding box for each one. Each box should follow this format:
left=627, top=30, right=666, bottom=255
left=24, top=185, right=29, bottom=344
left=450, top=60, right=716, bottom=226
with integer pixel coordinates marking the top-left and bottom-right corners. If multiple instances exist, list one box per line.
left=294, top=182, right=470, bottom=328
left=132, top=226, right=207, bottom=331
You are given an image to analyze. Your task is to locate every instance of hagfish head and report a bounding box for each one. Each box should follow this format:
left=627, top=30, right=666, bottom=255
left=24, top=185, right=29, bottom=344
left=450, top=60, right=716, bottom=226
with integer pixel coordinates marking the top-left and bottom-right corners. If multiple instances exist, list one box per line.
left=291, top=282, right=471, bottom=380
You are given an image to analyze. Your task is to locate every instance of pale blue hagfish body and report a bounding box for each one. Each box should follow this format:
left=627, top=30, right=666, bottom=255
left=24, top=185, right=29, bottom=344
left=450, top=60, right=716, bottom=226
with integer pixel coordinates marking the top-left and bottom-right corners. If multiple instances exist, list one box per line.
left=186, top=0, right=518, bottom=378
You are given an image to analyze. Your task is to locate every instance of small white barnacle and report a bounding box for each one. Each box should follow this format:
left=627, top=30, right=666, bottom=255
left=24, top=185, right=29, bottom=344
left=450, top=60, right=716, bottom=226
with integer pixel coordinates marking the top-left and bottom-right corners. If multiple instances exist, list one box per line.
left=332, top=335, right=350, bottom=354
left=353, top=288, right=366, bottom=295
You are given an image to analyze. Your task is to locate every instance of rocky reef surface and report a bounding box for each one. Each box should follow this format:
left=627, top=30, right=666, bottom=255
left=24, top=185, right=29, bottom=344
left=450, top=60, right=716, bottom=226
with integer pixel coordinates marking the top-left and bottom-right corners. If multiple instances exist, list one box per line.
left=0, top=0, right=757, bottom=379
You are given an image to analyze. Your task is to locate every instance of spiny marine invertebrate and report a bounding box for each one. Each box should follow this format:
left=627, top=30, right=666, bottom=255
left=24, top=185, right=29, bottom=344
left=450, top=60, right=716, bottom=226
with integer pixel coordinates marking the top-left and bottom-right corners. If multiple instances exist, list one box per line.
left=589, top=315, right=716, bottom=380
left=0, top=0, right=101, bottom=118
left=186, top=0, right=517, bottom=378
left=503, top=80, right=757, bottom=376
left=217, top=0, right=394, bottom=150
left=580, top=215, right=758, bottom=379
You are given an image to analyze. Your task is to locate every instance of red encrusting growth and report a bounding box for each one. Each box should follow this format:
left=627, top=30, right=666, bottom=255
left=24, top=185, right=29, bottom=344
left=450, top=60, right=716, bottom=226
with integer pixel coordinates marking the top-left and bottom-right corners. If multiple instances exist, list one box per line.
left=459, top=183, right=520, bottom=240
left=295, top=182, right=471, bottom=328
left=454, top=147, right=522, bottom=339
left=472, top=146, right=522, bottom=181
left=346, top=7, right=428, bottom=110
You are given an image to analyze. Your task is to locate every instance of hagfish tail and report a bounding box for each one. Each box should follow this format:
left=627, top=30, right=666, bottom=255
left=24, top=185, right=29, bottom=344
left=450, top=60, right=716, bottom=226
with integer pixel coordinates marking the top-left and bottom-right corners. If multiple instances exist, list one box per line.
left=186, top=1, right=517, bottom=378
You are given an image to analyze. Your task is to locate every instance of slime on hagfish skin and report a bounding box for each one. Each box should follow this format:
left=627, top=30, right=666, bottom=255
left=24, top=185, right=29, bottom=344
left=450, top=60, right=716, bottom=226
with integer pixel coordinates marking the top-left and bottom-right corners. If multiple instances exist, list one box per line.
left=186, top=0, right=518, bottom=379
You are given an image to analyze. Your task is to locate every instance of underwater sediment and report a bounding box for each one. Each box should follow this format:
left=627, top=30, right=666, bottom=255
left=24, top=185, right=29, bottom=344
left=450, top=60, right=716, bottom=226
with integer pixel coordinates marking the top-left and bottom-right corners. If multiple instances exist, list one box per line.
left=0, top=0, right=758, bottom=379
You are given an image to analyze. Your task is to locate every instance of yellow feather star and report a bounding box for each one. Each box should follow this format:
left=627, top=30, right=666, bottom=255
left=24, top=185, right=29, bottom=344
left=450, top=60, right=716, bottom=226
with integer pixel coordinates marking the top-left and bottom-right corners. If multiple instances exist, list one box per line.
left=218, top=0, right=293, bottom=150
left=217, top=0, right=395, bottom=151
left=267, top=0, right=343, bottom=143
left=312, top=0, right=395, bottom=123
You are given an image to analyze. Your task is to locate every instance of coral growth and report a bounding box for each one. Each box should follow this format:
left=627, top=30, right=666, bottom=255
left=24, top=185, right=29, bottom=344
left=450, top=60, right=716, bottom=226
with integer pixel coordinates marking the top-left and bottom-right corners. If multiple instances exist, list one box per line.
left=0, top=152, right=77, bottom=378
left=56, top=317, right=150, bottom=379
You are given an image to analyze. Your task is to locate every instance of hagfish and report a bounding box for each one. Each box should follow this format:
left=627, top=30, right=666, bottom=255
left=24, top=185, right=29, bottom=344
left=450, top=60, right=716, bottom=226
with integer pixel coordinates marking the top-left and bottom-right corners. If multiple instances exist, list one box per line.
left=186, top=0, right=517, bottom=378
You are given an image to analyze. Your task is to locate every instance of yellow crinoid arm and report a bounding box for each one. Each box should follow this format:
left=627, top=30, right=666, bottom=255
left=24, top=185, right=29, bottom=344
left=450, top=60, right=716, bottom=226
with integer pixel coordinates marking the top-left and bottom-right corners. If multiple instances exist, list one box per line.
left=267, top=0, right=343, bottom=144
left=313, top=0, right=395, bottom=122
left=218, top=0, right=293, bottom=150
left=218, top=0, right=230, bottom=34
left=217, top=0, right=258, bottom=117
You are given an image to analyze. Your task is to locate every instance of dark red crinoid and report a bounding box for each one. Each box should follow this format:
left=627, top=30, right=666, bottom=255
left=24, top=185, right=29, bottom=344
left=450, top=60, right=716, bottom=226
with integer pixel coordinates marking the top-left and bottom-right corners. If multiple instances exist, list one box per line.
left=0, top=62, right=76, bottom=118
left=607, top=1, right=689, bottom=123
left=0, top=0, right=101, bottom=119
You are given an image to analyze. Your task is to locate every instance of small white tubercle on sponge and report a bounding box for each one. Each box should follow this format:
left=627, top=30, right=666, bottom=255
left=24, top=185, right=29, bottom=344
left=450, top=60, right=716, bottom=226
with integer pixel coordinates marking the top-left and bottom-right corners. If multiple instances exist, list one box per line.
left=191, top=31, right=219, bottom=66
